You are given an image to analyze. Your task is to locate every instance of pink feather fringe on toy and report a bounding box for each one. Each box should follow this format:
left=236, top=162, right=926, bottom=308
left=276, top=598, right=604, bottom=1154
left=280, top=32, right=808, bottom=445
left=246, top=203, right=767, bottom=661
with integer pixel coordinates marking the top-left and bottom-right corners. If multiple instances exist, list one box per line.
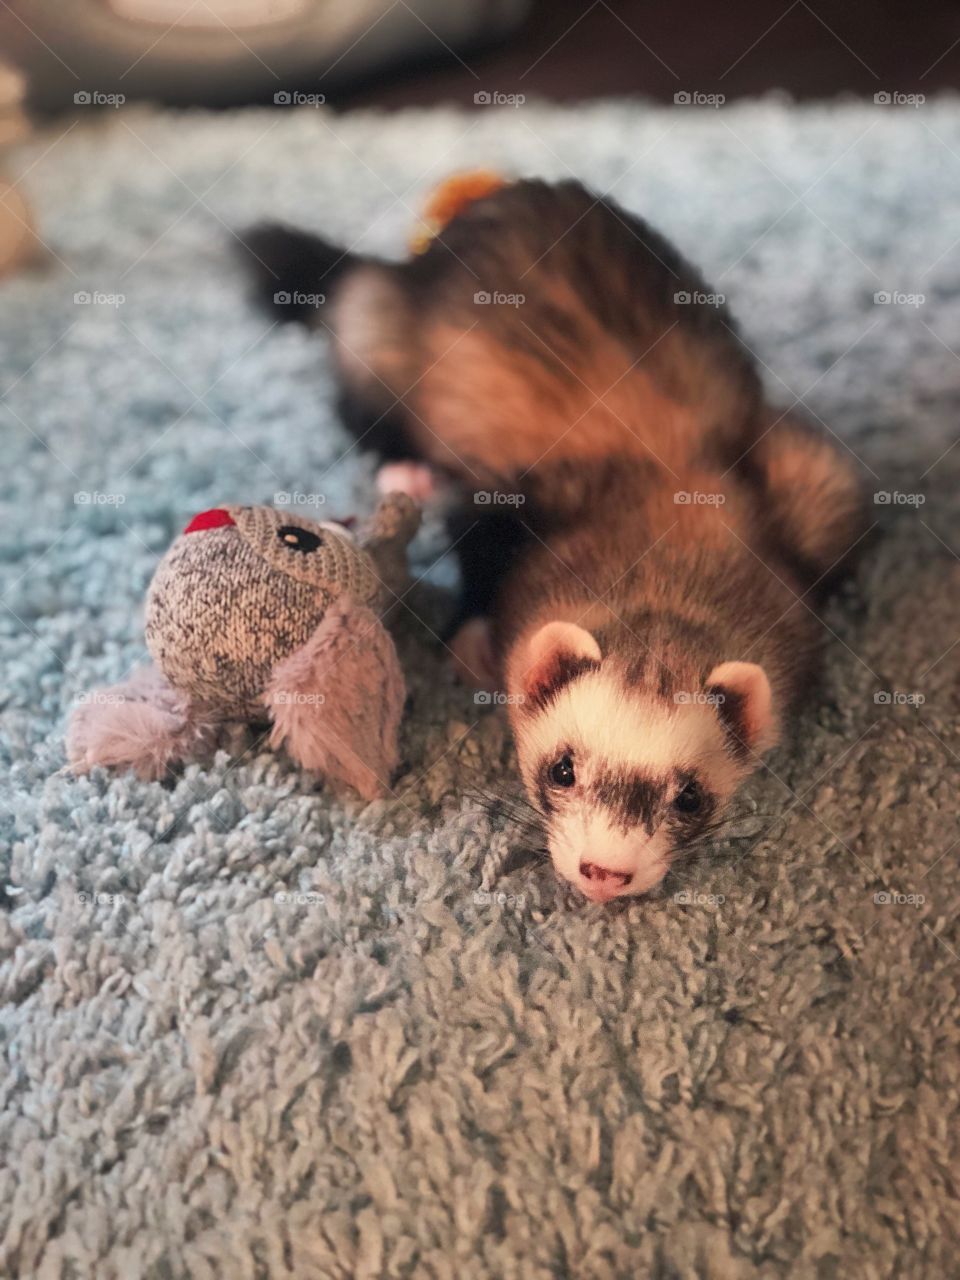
left=264, top=598, right=405, bottom=802
left=66, top=665, right=215, bottom=781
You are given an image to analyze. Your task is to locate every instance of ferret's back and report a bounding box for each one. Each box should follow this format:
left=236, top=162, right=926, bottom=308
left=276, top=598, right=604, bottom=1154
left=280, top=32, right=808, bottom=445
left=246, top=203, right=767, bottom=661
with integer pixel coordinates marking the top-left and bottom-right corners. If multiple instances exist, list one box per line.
left=334, top=180, right=764, bottom=482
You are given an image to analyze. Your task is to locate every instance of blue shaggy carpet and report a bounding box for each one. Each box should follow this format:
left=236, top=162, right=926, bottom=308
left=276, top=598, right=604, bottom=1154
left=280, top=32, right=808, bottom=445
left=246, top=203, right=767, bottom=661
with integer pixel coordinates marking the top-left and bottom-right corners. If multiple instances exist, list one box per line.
left=1, top=99, right=960, bottom=1278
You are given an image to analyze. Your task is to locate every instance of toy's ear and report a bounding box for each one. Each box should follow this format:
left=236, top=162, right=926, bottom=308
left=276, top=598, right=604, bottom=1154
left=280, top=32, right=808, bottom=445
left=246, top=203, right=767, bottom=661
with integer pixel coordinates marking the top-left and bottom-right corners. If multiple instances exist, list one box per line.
left=357, top=491, right=422, bottom=597
left=264, top=598, right=405, bottom=802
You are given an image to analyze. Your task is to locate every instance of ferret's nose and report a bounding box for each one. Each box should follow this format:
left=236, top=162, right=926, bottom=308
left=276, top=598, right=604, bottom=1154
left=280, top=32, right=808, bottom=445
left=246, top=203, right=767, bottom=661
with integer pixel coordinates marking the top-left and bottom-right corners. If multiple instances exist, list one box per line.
left=579, top=862, right=632, bottom=888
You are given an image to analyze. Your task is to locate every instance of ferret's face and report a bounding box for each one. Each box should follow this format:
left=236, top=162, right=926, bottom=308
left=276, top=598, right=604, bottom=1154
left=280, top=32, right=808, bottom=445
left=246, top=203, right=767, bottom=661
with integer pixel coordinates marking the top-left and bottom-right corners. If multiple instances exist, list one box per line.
left=507, top=623, right=774, bottom=902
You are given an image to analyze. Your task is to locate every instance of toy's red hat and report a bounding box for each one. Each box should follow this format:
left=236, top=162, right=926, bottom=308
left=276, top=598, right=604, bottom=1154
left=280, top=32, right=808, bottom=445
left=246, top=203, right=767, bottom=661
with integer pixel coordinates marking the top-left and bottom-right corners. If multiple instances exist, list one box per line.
left=183, top=508, right=235, bottom=534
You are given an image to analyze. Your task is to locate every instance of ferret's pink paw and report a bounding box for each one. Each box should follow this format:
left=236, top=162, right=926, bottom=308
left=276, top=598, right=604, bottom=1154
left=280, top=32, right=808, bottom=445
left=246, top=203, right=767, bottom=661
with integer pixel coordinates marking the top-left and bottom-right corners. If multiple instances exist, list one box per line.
left=376, top=462, right=438, bottom=504
left=449, top=617, right=498, bottom=692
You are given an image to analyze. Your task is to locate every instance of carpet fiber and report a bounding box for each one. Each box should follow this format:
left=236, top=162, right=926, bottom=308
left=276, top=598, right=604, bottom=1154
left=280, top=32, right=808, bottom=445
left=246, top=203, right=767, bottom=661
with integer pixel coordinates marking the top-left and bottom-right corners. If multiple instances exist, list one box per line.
left=2, top=99, right=960, bottom=1278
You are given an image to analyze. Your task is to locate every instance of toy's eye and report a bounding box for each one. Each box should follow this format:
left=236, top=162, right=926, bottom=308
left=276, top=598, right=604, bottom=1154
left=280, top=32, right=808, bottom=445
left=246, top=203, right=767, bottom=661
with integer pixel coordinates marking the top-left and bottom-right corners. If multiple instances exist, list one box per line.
left=673, top=778, right=703, bottom=815
left=277, top=525, right=323, bottom=553
left=548, top=754, right=576, bottom=788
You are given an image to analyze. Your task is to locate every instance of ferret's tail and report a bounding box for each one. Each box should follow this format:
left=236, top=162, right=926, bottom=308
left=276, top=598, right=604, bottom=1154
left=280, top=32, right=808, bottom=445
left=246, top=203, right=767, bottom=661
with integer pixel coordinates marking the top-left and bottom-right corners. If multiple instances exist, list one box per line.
left=237, top=222, right=359, bottom=323
left=751, top=412, right=868, bottom=589
left=237, top=222, right=423, bottom=458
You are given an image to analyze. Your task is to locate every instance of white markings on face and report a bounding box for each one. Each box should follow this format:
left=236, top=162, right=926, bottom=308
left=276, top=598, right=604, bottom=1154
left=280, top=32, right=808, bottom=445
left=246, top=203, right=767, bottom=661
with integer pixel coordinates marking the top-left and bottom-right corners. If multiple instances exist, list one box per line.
left=516, top=669, right=746, bottom=899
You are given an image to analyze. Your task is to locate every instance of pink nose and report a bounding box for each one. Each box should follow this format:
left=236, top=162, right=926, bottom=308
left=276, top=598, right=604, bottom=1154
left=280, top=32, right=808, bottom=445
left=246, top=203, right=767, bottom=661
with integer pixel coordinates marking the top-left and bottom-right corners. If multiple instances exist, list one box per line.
left=579, top=862, right=632, bottom=888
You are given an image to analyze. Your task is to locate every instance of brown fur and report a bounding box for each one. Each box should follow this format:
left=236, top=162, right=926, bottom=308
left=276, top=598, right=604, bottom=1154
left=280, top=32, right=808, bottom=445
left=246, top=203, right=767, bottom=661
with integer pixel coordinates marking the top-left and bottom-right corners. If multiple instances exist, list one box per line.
left=243, top=177, right=866, bottom=768
left=326, top=181, right=764, bottom=484
left=494, top=455, right=826, bottom=724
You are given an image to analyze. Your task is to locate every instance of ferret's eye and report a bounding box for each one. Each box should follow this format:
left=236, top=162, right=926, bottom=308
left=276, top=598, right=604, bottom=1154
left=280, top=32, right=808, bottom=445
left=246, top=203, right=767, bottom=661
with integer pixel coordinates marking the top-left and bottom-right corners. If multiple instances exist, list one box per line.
left=673, top=779, right=702, bottom=815
left=548, top=754, right=576, bottom=788
left=277, top=525, right=323, bottom=553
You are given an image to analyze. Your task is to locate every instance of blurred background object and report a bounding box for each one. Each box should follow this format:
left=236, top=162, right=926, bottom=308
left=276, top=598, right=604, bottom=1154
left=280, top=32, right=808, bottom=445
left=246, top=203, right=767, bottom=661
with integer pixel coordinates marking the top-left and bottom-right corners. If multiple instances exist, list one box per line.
left=1, top=0, right=530, bottom=111
left=0, top=61, right=37, bottom=276
left=2, top=0, right=958, bottom=113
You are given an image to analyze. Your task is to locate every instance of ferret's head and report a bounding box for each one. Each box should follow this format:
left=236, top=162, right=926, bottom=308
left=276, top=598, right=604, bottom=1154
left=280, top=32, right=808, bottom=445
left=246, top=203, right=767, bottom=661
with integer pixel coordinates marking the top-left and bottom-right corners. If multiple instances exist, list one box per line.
left=507, top=622, right=777, bottom=902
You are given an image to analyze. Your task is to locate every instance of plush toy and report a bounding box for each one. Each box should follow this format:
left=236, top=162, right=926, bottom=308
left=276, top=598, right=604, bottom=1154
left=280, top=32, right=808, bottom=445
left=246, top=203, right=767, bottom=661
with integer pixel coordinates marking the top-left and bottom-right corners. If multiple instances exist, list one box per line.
left=67, top=493, right=420, bottom=801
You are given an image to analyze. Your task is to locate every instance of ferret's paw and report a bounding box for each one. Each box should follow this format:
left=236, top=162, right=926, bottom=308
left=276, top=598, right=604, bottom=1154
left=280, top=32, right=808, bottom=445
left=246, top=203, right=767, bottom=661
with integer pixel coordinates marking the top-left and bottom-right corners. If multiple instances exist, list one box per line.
left=376, top=462, right=438, bottom=504
left=449, top=617, right=498, bottom=692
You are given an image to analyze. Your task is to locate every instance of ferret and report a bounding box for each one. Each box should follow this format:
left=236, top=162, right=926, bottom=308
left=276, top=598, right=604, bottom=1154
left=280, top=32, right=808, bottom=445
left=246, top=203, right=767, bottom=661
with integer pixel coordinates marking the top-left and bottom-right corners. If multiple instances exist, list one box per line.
left=240, top=177, right=865, bottom=902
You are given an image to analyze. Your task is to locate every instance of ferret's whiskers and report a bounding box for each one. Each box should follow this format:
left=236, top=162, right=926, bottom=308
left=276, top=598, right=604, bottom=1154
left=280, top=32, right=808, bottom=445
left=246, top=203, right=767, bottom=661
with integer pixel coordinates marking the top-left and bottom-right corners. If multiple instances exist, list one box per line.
left=463, top=784, right=545, bottom=837
left=455, top=763, right=541, bottom=819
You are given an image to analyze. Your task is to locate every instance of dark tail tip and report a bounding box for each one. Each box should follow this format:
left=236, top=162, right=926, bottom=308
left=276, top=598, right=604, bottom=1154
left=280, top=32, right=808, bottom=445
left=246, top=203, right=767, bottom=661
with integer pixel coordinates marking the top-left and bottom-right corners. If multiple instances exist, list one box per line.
left=235, top=221, right=354, bottom=323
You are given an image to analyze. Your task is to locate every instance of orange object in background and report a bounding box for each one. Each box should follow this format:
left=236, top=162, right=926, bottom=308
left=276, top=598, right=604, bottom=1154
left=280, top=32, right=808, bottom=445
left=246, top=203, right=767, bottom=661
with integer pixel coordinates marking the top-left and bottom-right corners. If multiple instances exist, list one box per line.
left=410, top=170, right=507, bottom=254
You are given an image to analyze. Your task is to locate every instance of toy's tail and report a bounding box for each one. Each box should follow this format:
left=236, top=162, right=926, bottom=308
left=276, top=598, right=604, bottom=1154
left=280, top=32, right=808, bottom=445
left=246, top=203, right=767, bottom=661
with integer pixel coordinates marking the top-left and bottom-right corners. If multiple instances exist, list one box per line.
left=237, top=222, right=361, bottom=323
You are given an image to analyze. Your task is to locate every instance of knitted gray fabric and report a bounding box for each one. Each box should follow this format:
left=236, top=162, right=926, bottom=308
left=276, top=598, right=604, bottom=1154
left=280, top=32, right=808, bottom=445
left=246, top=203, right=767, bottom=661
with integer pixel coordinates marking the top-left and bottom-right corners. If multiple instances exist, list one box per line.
left=145, top=520, right=335, bottom=713
left=144, top=500, right=414, bottom=715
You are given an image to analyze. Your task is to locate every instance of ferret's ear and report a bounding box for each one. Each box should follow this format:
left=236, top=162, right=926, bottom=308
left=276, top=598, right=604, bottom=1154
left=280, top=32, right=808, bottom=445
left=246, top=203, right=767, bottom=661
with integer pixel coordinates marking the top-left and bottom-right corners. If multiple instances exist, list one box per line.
left=705, top=660, right=777, bottom=756
left=517, top=621, right=601, bottom=709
